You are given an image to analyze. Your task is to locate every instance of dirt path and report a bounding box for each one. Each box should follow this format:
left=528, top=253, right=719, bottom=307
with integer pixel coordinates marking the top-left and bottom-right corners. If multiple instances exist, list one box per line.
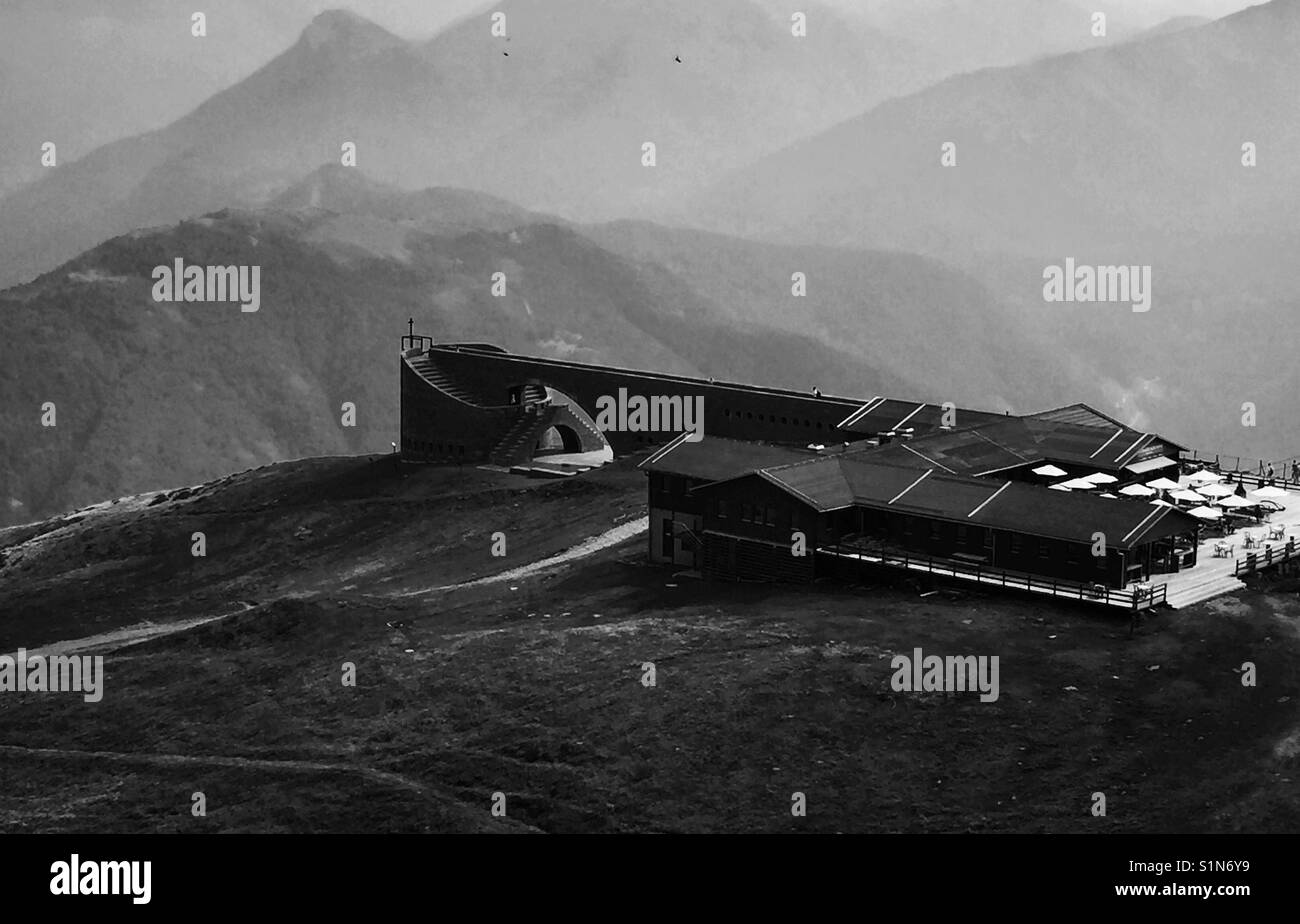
left=24, top=603, right=257, bottom=659
left=399, top=515, right=649, bottom=596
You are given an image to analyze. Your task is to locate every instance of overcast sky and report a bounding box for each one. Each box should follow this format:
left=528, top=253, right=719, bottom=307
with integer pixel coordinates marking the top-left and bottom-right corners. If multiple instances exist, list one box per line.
left=298, top=0, right=1270, bottom=39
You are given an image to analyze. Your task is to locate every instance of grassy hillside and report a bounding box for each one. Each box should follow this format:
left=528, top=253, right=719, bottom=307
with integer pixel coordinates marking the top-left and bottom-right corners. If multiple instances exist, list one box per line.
left=1, top=454, right=1297, bottom=833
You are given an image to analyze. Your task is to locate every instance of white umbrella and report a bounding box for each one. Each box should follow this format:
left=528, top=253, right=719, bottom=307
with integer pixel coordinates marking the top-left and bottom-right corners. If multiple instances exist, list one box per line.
left=1217, top=495, right=1252, bottom=508
left=1085, top=472, right=1119, bottom=484
left=1170, top=489, right=1206, bottom=503
left=1119, top=484, right=1156, bottom=497
left=1048, top=484, right=1072, bottom=492
left=1149, top=499, right=1176, bottom=507
left=1147, top=477, right=1180, bottom=491
left=1199, top=483, right=1235, bottom=498
left=1098, top=492, right=1118, bottom=498
left=1059, top=477, right=1099, bottom=490
left=1252, top=486, right=1287, bottom=498
left=1188, top=471, right=1224, bottom=486
left=1187, top=505, right=1223, bottom=520
left=1032, top=464, right=1068, bottom=477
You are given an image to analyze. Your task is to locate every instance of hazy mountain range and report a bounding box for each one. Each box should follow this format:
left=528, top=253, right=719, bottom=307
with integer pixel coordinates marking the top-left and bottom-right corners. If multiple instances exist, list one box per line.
left=2, top=0, right=1296, bottom=522
left=3, top=166, right=1065, bottom=525
left=696, top=0, right=1300, bottom=255
left=0, top=0, right=1173, bottom=291
left=0, top=0, right=323, bottom=199
left=692, top=0, right=1300, bottom=461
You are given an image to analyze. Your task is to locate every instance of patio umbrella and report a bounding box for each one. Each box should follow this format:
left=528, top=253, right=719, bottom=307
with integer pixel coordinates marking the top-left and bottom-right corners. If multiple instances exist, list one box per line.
left=1147, top=477, right=1181, bottom=491
left=1252, top=486, right=1287, bottom=498
left=1188, top=471, right=1224, bottom=486
left=1217, top=495, right=1252, bottom=508
left=1059, top=477, right=1099, bottom=490
left=1199, top=483, right=1236, bottom=498
left=1170, top=489, right=1206, bottom=503
left=1149, top=499, right=1176, bottom=507
left=1098, top=492, right=1118, bottom=498
left=1032, top=464, right=1067, bottom=477
left=1084, top=472, right=1119, bottom=484
left=1187, top=505, right=1223, bottom=520
left=1119, top=484, right=1156, bottom=497
left=1048, top=484, right=1072, bottom=492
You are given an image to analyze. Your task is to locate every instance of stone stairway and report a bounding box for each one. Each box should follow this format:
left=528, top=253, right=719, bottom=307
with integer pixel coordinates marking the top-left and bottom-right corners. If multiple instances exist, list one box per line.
left=564, top=405, right=608, bottom=447
left=1159, top=572, right=1247, bottom=609
left=406, top=353, right=494, bottom=406
left=551, top=403, right=607, bottom=447
left=489, top=405, right=560, bottom=466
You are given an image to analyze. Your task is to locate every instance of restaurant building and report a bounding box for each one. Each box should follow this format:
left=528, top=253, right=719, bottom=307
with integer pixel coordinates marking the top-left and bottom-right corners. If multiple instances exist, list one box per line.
left=641, top=408, right=1201, bottom=596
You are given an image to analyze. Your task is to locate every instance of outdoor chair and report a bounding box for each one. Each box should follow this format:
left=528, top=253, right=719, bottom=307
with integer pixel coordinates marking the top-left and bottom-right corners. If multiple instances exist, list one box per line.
left=1244, top=532, right=1258, bottom=548
left=1269, top=524, right=1286, bottom=541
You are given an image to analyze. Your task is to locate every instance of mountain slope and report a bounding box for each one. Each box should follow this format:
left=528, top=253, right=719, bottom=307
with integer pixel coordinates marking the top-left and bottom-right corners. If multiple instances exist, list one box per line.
left=694, top=0, right=1300, bottom=256
left=583, top=220, right=1063, bottom=411
left=690, top=0, right=1300, bottom=459
left=0, top=188, right=947, bottom=525
left=0, top=1, right=936, bottom=290
left=0, top=0, right=319, bottom=199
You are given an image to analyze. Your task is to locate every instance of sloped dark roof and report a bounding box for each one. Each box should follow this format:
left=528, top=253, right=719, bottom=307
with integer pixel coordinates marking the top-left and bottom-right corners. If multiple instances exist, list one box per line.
left=836, top=398, right=1008, bottom=437
left=1029, top=403, right=1129, bottom=430
left=858, top=428, right=1034, bottom=475
left=853, top=409, right=1185, bottom=474
left=693, top=454, right=1198, bottom=549
left=638, top=434, right=814, bottom=482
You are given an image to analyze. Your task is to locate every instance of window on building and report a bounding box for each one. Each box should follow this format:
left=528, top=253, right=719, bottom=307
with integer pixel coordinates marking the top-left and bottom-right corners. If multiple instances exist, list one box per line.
left=930, top=521, right=942, bottom=542
left=741, top=503, right=752, bottom=523
left=956, top=524, right=968, bottom=545
left=1039, top=539, right=1050, bottom=559
left=1010, top=534, right=1023, bottom=555
left=718, top=499, right=729, bottom=519
left=764, top=506, right=777, bottom=527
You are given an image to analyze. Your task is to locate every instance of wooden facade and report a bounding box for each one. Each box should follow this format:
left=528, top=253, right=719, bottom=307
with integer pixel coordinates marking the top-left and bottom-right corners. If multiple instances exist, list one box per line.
left=681, top=472, right=1197, bottom=590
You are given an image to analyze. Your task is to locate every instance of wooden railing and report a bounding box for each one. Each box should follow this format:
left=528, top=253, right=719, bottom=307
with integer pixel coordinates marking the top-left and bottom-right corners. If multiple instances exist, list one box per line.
left=819, top=543, right=1165, bottom=610
left=1181, top=449, right=1300, bottom=490
left=1233, top=535, right=1300, bottom=577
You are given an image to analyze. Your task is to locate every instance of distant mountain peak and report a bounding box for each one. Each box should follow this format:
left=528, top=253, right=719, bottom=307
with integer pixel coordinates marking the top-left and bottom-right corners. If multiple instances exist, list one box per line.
left=300, top=8, right=405, bottom=55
